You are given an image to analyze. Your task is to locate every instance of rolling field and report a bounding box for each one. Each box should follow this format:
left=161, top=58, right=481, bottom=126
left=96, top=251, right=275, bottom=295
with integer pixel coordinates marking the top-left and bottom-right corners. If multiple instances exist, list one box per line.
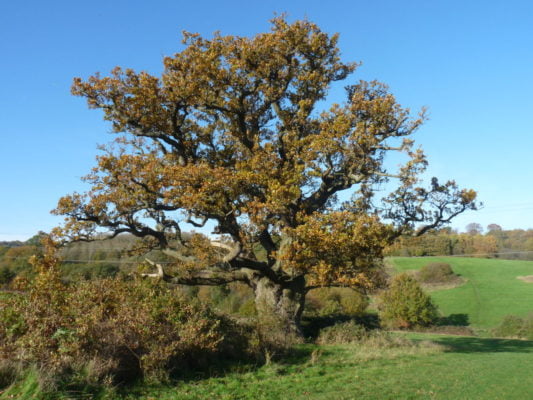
left=389, top=257, right=533, bottom=330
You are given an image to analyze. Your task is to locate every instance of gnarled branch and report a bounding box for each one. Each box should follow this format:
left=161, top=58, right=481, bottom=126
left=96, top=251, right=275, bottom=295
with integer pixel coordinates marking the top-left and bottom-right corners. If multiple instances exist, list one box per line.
left=142, top=258, right=251, bottom=285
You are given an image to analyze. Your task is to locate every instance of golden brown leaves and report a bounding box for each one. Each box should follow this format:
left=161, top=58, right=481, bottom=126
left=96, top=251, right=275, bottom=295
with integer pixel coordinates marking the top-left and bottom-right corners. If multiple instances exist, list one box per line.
left=280, top=211, right=392, bottom=288
left=56, top=17, right=479, bottom=293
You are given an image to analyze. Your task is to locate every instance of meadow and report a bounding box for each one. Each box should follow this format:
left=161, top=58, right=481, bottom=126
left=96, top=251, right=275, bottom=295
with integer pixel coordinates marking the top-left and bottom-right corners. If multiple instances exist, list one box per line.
left=3, top=334, right=532, bottom=400
left=2, top=256, right=533, bottom=399
left=390, top=257, right=533, bottom=331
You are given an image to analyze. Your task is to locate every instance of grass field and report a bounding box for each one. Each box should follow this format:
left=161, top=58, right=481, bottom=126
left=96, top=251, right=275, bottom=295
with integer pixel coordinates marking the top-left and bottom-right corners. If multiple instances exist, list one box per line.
left=4, top=334, right=531, bottom=400
left=2, top=257, right=533, bottom=399
left=133, top=335, right=533, bottom=400
left=389, top=257, right=533, bottom=330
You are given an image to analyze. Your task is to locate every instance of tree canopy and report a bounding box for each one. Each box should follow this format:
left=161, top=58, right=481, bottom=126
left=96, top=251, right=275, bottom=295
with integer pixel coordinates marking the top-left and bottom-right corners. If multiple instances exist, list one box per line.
left=53, top=18, right=478, bottom=333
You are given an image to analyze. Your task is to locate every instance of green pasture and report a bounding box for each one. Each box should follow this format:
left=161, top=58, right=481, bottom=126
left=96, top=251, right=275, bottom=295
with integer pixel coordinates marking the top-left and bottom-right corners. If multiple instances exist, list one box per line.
left=5, top=334, right=530, bottom=400
left=389, top=257, right=533, bottom=329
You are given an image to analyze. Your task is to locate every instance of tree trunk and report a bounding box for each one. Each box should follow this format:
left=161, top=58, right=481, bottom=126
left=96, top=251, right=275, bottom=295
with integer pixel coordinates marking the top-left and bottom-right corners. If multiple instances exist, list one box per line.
left=251, top=275, right=306, bottom=339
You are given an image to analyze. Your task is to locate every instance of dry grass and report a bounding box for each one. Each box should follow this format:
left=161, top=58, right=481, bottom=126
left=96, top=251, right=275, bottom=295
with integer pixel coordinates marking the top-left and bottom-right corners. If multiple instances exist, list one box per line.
left=517, top=275, right=533, bottom=283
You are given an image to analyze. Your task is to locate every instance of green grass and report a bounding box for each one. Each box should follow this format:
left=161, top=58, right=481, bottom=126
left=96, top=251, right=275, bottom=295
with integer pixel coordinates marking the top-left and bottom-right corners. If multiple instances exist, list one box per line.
left=389, top=257, right=533, bottom=329
left=3, top=257, right=533, bottom=399
left=0, top=369, right=40, bottom=400
left=73, top=335, right=533, bottom=399
left=5, top=335, right=531, bottom=400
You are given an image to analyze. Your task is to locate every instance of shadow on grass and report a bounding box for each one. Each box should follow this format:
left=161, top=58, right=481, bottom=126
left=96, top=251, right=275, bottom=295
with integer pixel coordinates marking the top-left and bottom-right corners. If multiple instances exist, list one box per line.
left=438, top=313, right=469, bottom=326
left=113, top=347, right=318, bottom=399
left=433, top=336, right=533, bottom=354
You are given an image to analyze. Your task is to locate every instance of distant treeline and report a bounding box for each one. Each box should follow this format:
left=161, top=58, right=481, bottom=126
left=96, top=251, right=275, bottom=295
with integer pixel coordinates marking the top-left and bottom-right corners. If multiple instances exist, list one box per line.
left=386, top=225, right=533, bottom=260
left=0, top=233, right=148, bottom=284
left=2, top=225, right=533, bottom=285
left=0, top=232, right=200, bottom=284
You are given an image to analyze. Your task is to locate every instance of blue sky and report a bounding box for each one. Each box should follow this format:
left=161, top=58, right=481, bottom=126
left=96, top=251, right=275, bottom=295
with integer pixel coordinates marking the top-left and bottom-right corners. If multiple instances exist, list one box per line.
left=1, top=0, right=532, bottom=241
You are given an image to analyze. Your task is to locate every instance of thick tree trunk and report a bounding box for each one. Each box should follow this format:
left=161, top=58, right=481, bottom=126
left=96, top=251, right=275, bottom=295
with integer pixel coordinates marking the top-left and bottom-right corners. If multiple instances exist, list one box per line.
left=251, top=275, right=306, bottom=339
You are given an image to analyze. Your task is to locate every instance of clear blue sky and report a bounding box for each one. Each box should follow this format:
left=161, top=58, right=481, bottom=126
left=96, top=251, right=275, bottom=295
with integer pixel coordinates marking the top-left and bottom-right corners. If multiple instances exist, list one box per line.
left=1, top=0, right=532, bottom=241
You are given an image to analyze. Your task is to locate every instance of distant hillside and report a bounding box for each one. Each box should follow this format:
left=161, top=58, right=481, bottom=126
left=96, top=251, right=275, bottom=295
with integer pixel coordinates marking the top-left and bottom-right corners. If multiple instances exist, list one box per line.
left=0, top=241, right=24, bottom=248
left=389, top=257, right=533, bottom=329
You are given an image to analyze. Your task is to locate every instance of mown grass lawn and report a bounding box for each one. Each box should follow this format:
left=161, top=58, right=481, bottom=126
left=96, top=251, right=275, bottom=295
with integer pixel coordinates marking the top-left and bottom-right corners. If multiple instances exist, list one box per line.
left=389, top=257, right=533, bottom=329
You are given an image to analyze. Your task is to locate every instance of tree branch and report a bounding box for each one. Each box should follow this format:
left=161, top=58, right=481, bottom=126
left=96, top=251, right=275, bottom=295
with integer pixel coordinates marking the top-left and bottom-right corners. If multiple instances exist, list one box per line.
left=141, top=258, right=251, bottom=285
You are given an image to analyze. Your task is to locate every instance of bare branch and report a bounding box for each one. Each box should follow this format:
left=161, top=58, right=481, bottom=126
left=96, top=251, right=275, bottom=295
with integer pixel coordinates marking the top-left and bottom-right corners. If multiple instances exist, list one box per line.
left=142, top=258, right=168, bottom=279
left=141, top=258, right=251, bottom=285
left=185, top=214, right=208, bottom=228
left=162, top=248, right=196, bottom=263
left=210, top=240, right=242, bottom=262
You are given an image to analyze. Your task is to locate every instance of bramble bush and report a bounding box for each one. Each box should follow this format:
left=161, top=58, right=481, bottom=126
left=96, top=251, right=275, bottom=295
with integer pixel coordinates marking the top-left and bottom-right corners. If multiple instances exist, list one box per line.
left=0, top=243, right=260, bottom=390
left=378, top=274, right=439, bottom=329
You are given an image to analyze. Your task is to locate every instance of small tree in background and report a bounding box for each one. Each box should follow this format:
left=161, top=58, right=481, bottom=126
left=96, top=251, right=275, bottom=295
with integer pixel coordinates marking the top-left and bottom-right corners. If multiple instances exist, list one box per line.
left=378, top=274, right=438, bottom=329
left=487, top=223, right=502, bottom=233
left=465, top=222, right=483, bottom=235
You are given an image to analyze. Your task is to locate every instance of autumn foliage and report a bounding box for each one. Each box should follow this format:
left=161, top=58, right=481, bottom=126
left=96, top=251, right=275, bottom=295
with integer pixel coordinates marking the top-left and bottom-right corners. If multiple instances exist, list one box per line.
left=52, top=17, right=477, bottom=333
left=0, top=243, right=257, bottom=387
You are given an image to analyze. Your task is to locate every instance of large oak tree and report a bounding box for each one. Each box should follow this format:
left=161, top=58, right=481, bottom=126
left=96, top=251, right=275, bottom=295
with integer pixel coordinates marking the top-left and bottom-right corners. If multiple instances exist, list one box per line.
left=53, top=18, right=478, bottom=335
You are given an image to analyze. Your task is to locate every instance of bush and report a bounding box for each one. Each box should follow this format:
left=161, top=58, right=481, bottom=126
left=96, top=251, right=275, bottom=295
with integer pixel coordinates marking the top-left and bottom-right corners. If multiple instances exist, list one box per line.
left=316, top=320, right=367, bottom=344
left=316, top=322, right=444, bottom=352
left=0, top=253, right=261, bottom=389
left=416, top=262, right=455, bottom=284
left=378, top=274, right=439, bottom=329
left=197, top=283, right=256, bottom=317
left=60, top=262, right=120, bottom=281
left=0, top=266, right=15, bottom=285
left=305, top=288, right=369, bottom=317
left=492, top=314, right=533, bottom=340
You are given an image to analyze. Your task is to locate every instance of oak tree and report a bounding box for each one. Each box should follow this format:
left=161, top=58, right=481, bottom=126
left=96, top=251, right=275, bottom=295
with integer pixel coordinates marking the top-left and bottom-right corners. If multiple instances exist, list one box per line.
left=53, top=18, right=478, bottom=335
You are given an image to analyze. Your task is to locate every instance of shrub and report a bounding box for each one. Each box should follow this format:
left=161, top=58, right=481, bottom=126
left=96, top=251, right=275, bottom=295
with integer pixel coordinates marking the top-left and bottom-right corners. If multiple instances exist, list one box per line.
left=61, top=262, right=120, bottom=282
left=305, top=288, right=369, bottom=317
left=492, top=313, right=533, bottom=340
left=197, top=283, right=256, bottom=317
left=316, top=320, right=367, bottom=344
left=378, top=274, right=439, bottom=329
left=361, top=330, right=415, bottom=349
left=238, top=298, right=257, bottom=316
left=316, top=322, right=445, bottom=353
left=340, top=289, right=370, bottom=316
left=523, top=314, right=533, bottom=340
left=0, top=251, right=261, bottom=389
left=0, top=266, right=15, bottom=285
left=416, top=262, right=455, bottom=284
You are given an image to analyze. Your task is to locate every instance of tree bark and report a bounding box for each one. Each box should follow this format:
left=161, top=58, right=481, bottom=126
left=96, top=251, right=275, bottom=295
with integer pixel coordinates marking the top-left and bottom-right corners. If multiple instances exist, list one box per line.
left=251, top=275, right=306, bottom=338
